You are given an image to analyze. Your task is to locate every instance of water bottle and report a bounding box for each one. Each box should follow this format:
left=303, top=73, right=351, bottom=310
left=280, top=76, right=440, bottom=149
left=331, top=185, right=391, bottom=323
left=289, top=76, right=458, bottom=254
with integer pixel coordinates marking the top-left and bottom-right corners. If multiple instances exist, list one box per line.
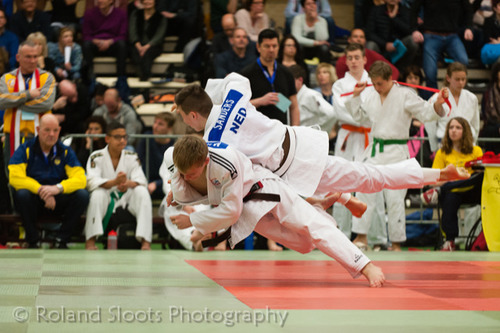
left=107, top=230, right=118, bottom=250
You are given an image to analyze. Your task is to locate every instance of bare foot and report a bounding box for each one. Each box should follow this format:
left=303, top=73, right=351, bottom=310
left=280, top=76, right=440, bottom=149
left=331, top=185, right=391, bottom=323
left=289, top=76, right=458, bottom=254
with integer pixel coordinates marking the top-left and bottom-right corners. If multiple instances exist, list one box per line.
left=214, top=241, right=227, bottom=251
left=361, top=262, right=386, bottom=287
left=345, top=196, right=367, bottom=218
left=141, top=240, right=151, bottom=251
left=267, top=239, right=283, bottom=251
left=439, top=164, right=470, bottom=182
left=388, top=242, right=402, bottom=251
left=85, top=238, right=98, bottom=250
left=306, top=192, right=341, bottom=210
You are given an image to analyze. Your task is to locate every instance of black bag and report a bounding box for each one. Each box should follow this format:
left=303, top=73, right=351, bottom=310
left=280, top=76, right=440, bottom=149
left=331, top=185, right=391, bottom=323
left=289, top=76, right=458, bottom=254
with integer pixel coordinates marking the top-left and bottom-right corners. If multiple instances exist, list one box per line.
left=105, top=207, right=141, bottom=249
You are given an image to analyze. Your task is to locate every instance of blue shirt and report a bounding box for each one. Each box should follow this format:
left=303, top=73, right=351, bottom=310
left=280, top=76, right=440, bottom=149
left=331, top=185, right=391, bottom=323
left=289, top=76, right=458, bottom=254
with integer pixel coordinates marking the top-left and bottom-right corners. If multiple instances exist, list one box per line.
left=0, top=29, right=19, bottom=70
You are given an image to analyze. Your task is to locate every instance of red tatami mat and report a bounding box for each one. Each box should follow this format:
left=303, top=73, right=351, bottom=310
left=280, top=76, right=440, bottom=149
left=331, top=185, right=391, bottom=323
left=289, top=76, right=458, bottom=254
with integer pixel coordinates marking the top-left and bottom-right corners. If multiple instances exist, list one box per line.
left=187, top=260, right=500, bottom=311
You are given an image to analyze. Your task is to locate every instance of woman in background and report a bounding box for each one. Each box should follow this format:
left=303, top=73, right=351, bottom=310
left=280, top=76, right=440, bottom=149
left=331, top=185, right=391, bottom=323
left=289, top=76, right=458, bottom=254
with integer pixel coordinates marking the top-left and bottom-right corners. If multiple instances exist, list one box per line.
left=48, top=27, right=83, bottom=81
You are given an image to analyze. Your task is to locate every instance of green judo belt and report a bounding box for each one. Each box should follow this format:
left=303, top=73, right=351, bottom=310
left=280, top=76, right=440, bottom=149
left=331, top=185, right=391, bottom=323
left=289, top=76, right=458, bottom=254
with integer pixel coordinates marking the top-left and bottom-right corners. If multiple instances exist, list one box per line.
left=371, top=138, right=408, bottom=157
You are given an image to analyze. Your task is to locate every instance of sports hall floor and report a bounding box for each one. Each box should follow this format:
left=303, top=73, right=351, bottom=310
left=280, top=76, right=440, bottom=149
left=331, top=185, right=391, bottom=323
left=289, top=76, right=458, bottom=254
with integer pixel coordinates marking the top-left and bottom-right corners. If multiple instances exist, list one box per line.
left=1, top=249, right=499, bottom=333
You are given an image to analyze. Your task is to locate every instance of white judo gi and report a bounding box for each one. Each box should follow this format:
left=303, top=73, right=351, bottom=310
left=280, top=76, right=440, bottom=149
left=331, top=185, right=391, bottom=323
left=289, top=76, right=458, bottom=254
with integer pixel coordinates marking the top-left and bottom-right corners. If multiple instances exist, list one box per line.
left=204, top=73, right=435, bottom=201
left=426, top=87, right=480, bottom=151
left=332, top=70, right=386, bottom=243
left=166, top=141, right=371, bottom=278
left=85, top=146, right=152, bottom=242
left=345, top=84, right=442, bottom=243
left=296, top=84, right=337, bottom=133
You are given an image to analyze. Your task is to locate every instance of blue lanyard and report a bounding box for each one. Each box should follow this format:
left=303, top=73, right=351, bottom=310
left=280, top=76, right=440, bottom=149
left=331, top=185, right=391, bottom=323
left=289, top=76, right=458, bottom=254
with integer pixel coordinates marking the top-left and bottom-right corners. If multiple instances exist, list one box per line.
left=257, top=58, right=277, bottom=92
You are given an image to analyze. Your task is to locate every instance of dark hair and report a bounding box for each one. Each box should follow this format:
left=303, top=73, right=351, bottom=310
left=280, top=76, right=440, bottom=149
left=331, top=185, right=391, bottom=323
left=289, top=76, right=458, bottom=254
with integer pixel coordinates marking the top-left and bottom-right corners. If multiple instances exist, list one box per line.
left=106, top=121, right=125, bottom=135
left=258, top=28, right=279, bottom=45
left=369, top=61, right=392, bottom=81
left=175, top=84, right=213, bottom=118
left=300, top=0, right=315, bottom=8
left=441, top=117, right=474, bottom=155
left=244, top=0, right=266, bottom=11
left=86, top=116, right=107, bottom=134
left=289, top=64, right=306, bottom=80
left=277, top=35, right=305, bottom=64
left=94, top=83, right=108, bottom=97
left=401, top=65, right=425, bottom=84
left=493, top=0, right=500, bottom=8
left=444, top=62, right=467, bottom=87
left=345, top=43, right=365, bottom=56
left=490, top=62, right=500, bottom=87
left=155, top=112, right=176, bottom=127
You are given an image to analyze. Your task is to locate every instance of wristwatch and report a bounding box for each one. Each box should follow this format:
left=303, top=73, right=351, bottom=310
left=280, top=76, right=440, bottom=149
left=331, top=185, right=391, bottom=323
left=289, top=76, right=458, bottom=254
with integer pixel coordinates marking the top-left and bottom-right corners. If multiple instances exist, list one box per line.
left=56, top=183, right=64, bottom=194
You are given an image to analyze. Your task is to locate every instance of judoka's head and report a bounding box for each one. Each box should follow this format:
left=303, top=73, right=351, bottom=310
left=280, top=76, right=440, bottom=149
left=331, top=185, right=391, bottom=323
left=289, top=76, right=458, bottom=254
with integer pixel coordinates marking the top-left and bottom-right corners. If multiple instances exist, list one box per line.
left=445, top=62, right=467, bottom=92
left=257, top=29, right=279, bottom=65
left=174, top=84, right=212, bottom=132
left=345, top=43, right=366, bottom=75
left=289, top=65, right=306, bottom=91
left=173, top=136, right=209, bottom=182
left=105, top=122, right=128, bottom=153
left=37, top=114, right=61, bottom=152
left=369, top=61, right=393, bottom=96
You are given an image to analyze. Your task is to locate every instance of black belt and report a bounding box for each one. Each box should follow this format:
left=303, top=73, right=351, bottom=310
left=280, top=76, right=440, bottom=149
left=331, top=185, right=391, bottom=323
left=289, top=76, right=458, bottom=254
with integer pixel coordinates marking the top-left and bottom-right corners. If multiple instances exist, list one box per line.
left=201, top=181, right=280, bottom=248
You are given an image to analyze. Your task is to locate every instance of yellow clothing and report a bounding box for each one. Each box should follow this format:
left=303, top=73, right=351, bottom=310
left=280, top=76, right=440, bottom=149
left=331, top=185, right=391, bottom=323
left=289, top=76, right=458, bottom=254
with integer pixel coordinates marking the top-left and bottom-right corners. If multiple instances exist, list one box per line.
left=432, top=146, right=483, bottom=174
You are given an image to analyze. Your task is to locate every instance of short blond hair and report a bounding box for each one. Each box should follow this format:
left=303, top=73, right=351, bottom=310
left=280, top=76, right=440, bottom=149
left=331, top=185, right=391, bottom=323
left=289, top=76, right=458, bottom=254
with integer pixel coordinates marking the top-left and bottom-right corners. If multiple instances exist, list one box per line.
left=173, top=135, right=208, bottom=173
left=316, top=62, right=337, bottom=84
left=26, top=32, right=48, bottom=57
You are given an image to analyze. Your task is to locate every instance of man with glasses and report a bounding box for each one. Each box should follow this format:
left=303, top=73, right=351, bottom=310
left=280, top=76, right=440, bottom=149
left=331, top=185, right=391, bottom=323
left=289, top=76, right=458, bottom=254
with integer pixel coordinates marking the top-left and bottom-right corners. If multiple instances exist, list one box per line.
left=84, top=122, right=152, bottom=250
left=211, top=13, right=237, bottom=55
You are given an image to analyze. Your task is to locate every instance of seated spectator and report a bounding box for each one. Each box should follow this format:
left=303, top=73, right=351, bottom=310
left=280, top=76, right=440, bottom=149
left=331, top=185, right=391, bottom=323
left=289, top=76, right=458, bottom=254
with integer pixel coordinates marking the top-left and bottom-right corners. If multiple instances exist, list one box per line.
left=82, top=0, right=127, bottom=83
left=211, top=13, right=237, bottom=55
left=289, top=64, right=336, bottom=133
left=235, top=0, right=270, bottom=43
left=74, top=116, right=107, bottom=167
left=158, top=0, right=200, bottom=52
left=284, top=0, right=349, bottom=43
left=422, top=117, right=483, bottom=251
left=92, top=88, right=143, bottom=146
left=136, top=112, right=176, bottom=200
left=365, top=0, right=418, bottom=71
left=90, top=83, right=108, bottom=112
left=8, top=114, right=89, bottom=248
left=85, top=0, right=128, bottom=11
left=480, top=61, right=500, bottom=153
left=48, top=27, right=83, bottom=81
left=210, top=0, right=238, bottom=34
left=481, top=0, right=500, bottom=66
left=335, top=28, right=399, bottom=80
left=278, top=34, right=310, bottom=86
left=0, top=8, right=19, bottom=70
left=10, top=0, right=52, bottom=42
left=51, top=79, right=91, bottom=135
left=400, top=64, right=426, bottom=98
left=410, top=0, right=473, bottom=96
left=84, top=122, right=152, bottom=250
left=291, top=0, right=333, bottom=62
left=427, top=62, right=480, bottom=152
left=214, top=27, right=257, bottom=78
left=314, top=62, right=336, bottom=105
left=26, top=32, right=56, bottom=77
left=354, top=0, right=383, bottom=29
left=129, top=0, right=167, bottom=81
left=50, top=0, right=81, bottom=40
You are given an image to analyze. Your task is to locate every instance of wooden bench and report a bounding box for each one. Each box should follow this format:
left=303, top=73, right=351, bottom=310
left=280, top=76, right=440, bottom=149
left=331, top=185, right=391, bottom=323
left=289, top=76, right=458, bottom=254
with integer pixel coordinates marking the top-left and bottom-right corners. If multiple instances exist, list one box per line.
left=93, top=53, right=184, bottom=76
left=135, top=103, right=175, bottom=126
left=95, top=77, right=194, bottom=91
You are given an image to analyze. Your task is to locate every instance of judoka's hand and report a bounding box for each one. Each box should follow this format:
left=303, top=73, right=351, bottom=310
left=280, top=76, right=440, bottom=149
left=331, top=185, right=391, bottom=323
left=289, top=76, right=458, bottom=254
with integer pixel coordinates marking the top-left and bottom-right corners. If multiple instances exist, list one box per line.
left=166, top=191, right=178, bottom=206
left=353, top=82, right=367, bottom=97
left=183, top=205, right=195, bottom=214
left=170, top=214, right=192, bottom=229
left=114, top=172, right=127, bottom=187
left=44, top=196, right=56, bottom=210
left=436, top=88, right=449, bottom=105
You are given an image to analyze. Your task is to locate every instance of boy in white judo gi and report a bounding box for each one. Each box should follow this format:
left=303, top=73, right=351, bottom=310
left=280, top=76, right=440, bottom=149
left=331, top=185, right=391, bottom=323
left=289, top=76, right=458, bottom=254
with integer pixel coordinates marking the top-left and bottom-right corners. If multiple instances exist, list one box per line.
left=345, top=61, right=450, bottom=251
left=166, top=135, right=386, bottom=287
left=84, top=122, right=153, bottom=250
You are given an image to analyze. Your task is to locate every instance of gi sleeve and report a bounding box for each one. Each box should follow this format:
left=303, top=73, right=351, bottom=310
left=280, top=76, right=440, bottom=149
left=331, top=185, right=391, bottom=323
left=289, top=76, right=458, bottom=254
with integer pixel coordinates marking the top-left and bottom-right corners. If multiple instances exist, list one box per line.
left=344, top=95, right=371, bottom=124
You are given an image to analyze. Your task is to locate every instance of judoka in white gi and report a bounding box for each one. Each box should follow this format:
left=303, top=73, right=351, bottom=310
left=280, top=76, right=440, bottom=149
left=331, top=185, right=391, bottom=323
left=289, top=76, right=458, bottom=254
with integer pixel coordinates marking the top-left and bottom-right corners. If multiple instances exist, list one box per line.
left=166, top=135, right=386, bottom=287
left=332, top=43, right=386, bottom=246
left=84, top=122, right=152, bottom=250
left=345, top=61, right=450, bottom=251
left=426, top=62, right=480, bottom=152
left=174, top=72, right=459, bottom=210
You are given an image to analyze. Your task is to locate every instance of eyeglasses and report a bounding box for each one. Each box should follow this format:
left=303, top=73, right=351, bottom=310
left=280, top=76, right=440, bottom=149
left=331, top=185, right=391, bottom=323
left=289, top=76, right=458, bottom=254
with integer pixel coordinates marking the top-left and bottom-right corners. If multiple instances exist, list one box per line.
left=111, top=134, right=128, bottom=141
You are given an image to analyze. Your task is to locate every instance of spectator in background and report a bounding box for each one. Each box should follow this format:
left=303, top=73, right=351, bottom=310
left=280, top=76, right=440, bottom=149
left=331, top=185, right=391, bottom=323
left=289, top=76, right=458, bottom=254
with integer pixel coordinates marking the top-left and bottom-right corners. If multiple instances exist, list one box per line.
left=278, top=34, right=310, bottom=86
left=136, top=112, right=176, bottom=200
left=0, top=8, right=19, bottom=70
left=74, top=115, right=107, bottom=167
left=210, top=0, right=238, bottom=34
left=240, top=29, right=300, bottom=125
left=291, top=0, right=332, bottom=63
left=158, top=0, right=200, bottom=52
left=92, top=88, right=143, bottom=146
left=129, top=0, right=167, bottom=81
left=51, top=80, right=91, bottom=135
left=480, top=61, right=500, bottom=153
left=50, top=0, right=81, bottom=40
left=481, top=0, right=500, bottom=66
left=211, top=13, right=237, bottom=55
left=48, top=27, right=83, bottom=81
left=90, top=83, right=108, bottom=112
left=410, top=0, right=473, bottom=96
left=82, top=0, right=127, bottom=83
left=26, top=32, right=56, bottom=78
left=214, top=27, right=257, bottom=78
left=10, top=0, right=52, bottom=42
left=314, top=62, right=336, bottom=104
left=335, top=28, right=400, bottom=80
left=235, top=0, right=270, bottom=43
left=365, top=0, right=418, bottom=71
